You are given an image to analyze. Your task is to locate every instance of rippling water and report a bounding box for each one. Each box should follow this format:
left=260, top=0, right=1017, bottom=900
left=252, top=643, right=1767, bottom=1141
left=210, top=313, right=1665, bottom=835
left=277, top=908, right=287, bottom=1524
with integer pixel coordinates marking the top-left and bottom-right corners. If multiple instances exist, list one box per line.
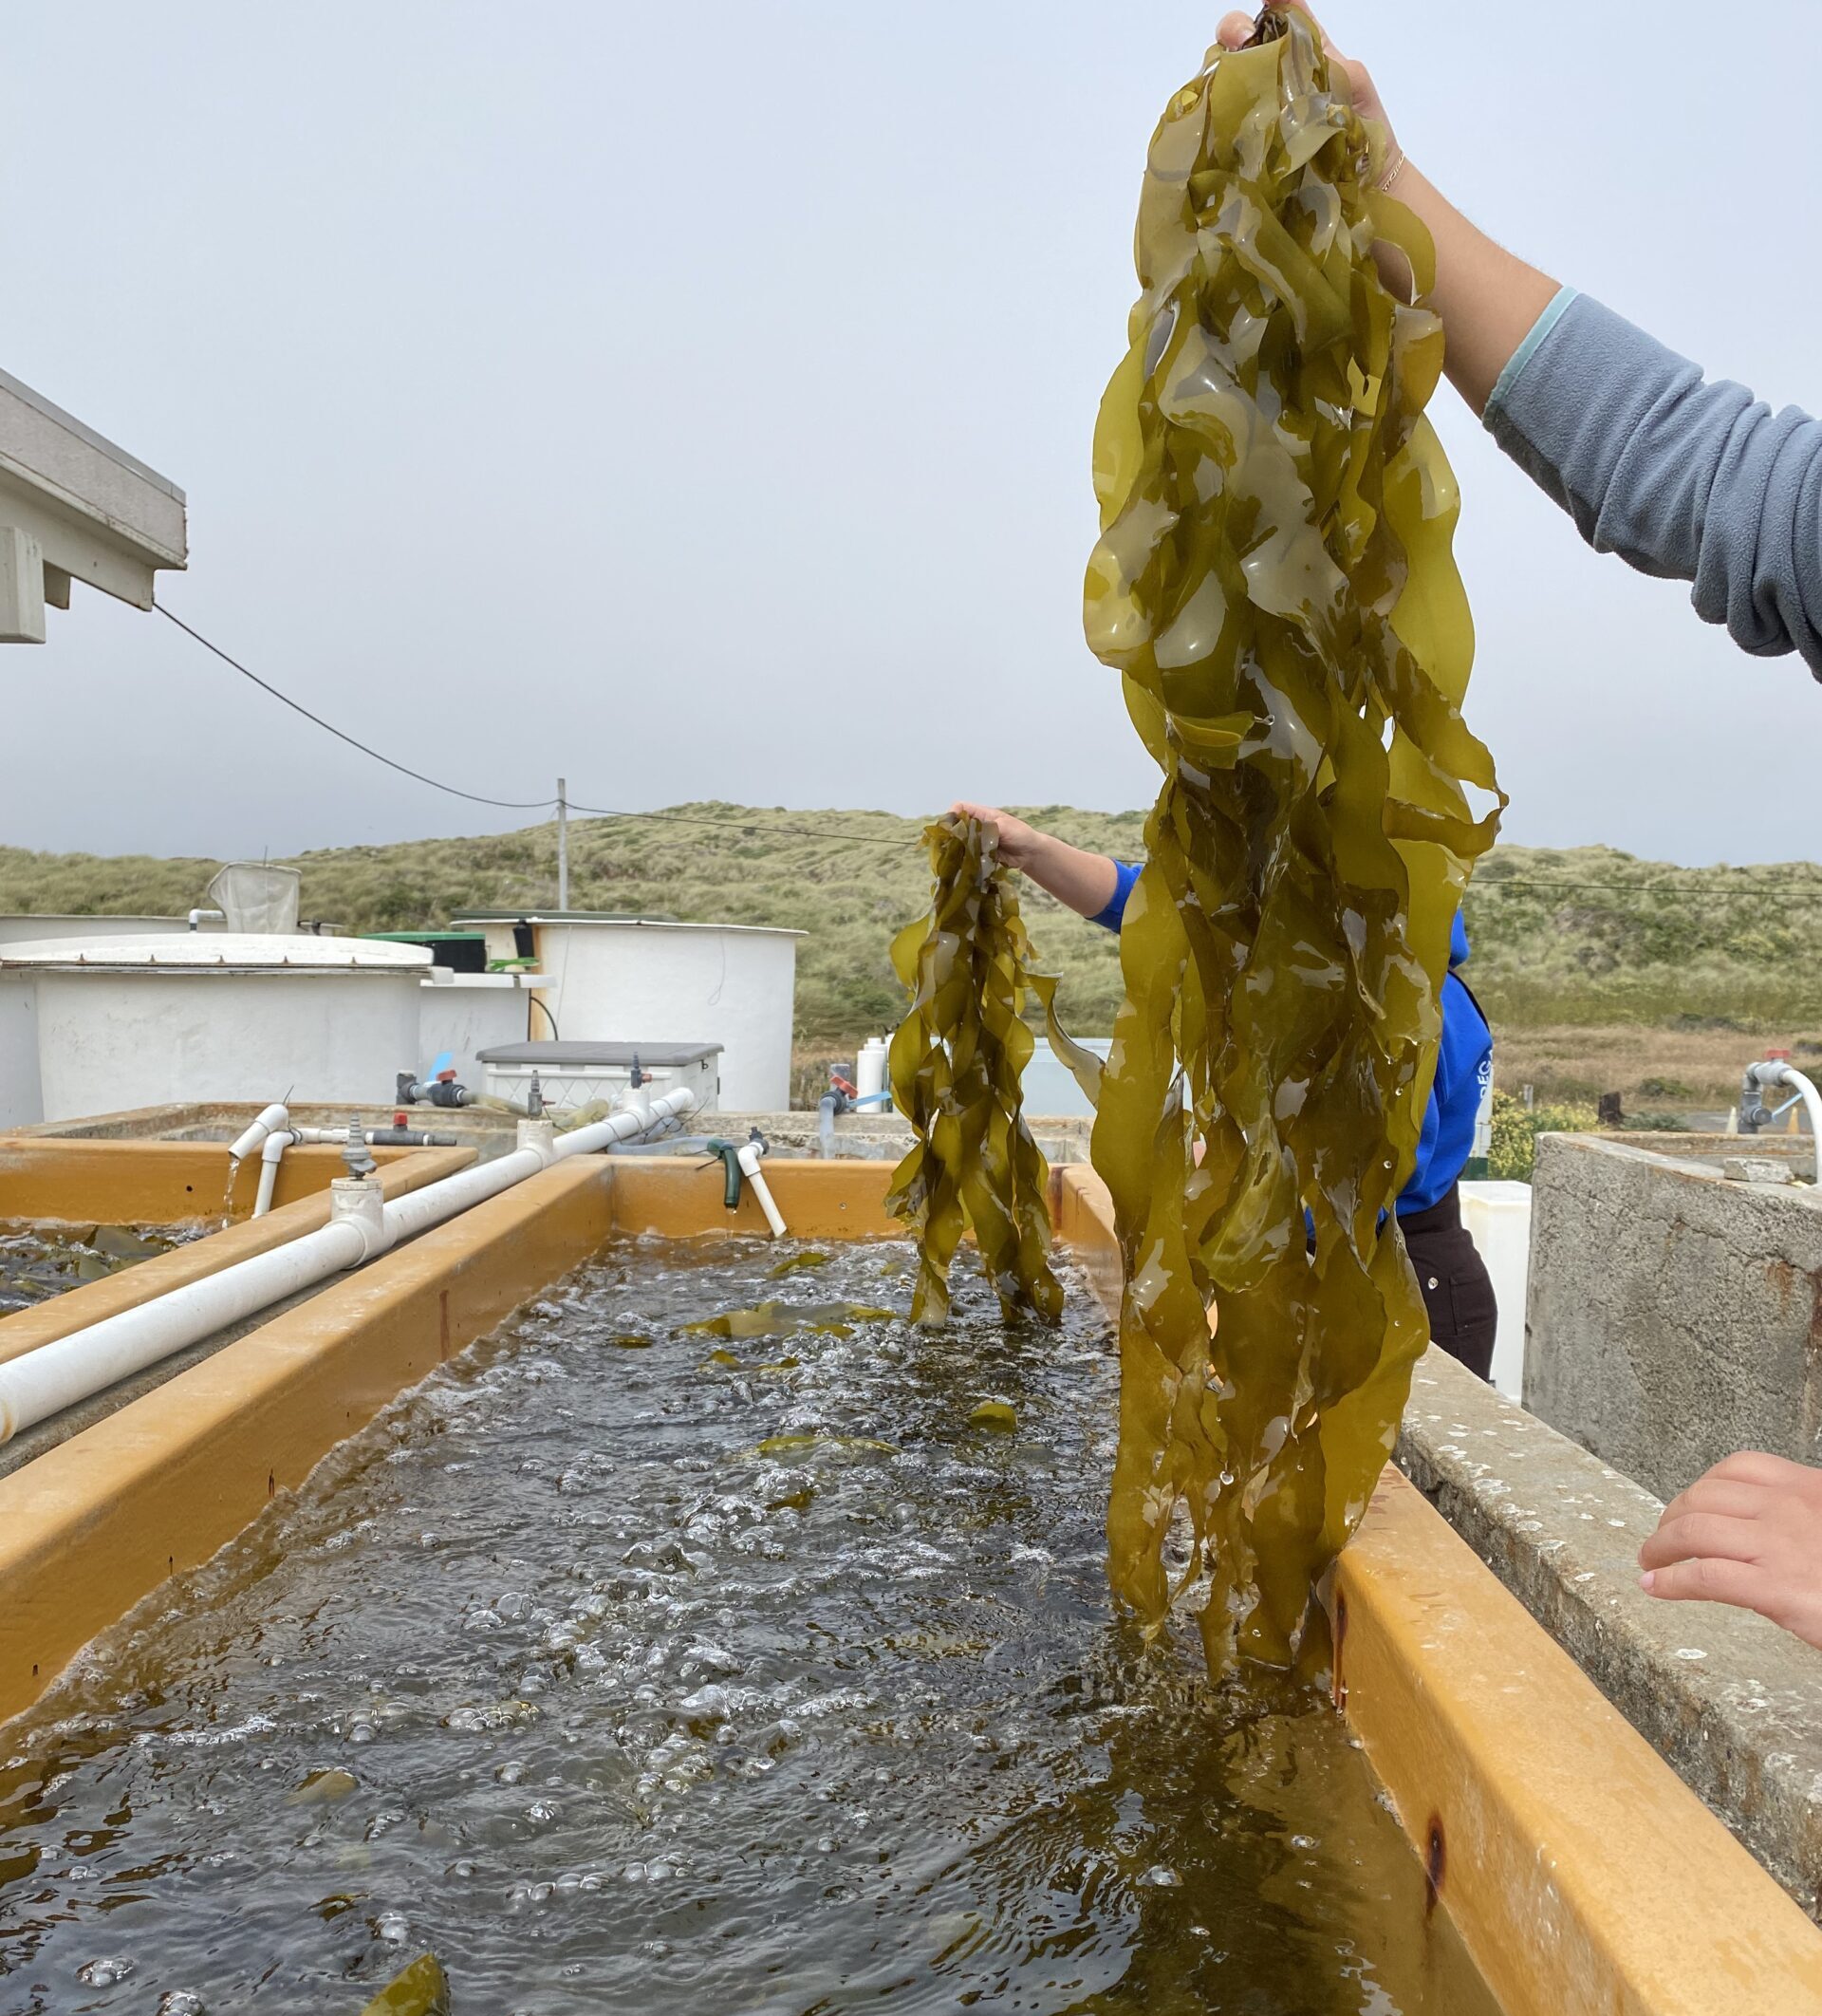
left=0, top=1239, right=1498, bottom=2014
left=0, top=1223, right=185, bottom=1316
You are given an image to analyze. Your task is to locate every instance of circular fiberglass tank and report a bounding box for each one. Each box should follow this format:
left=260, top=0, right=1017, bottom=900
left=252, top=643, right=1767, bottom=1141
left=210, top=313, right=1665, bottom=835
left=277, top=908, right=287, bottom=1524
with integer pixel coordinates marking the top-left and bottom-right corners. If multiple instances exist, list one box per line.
left=0, top=932, right=434, bottom=1123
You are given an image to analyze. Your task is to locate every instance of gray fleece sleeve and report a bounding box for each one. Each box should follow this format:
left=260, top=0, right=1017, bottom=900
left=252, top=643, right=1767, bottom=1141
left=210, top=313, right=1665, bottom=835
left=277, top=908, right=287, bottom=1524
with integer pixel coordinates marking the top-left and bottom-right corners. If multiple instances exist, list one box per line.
left=1483, top=289, right=1822, bottom=677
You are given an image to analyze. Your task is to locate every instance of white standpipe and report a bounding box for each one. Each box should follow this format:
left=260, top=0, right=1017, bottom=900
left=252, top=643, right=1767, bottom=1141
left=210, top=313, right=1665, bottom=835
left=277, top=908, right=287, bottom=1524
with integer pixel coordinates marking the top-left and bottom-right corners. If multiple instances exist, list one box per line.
left=738, top=1138, right=787, bottom=1239
left=855, top=1036, right=889, bottom=1114
left=252, top=1129, right=296, bottom=1219
left=0, top=1085, right=700, bottom=1446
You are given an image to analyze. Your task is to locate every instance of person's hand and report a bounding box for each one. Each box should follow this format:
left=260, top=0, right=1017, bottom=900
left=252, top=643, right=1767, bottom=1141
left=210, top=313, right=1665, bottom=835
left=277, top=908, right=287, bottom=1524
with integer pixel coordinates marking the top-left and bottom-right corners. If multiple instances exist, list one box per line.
left=1214, top=12, right=1402, bottom=185
left=949, top=802, right=1044, bottom=872
left=1638, top=1451, right=1822, bottom=1651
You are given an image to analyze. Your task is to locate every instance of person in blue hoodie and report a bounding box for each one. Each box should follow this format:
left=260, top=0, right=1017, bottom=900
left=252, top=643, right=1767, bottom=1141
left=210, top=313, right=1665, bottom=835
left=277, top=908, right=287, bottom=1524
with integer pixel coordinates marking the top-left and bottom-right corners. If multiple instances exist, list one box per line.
left=952, top=803, right=1497, bottom=1380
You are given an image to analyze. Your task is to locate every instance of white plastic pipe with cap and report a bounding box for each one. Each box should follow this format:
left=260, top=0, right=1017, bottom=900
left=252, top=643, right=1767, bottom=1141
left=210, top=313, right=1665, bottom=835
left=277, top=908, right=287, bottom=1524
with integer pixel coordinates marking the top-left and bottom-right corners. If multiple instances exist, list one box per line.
left=0, top=1085, right=700, bottom=1445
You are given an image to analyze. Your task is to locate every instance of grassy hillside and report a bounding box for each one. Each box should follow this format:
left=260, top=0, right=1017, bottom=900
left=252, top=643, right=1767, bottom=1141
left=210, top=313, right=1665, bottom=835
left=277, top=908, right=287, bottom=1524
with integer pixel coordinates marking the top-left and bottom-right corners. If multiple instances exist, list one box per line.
left=2, top=812, right=1818, bottom=1056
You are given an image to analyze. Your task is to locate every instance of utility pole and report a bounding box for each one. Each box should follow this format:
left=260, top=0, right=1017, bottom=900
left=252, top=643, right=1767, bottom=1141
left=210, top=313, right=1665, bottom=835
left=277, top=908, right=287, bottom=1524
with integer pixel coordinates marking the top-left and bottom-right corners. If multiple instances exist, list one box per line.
left=556, top=776, right=569, bottom=911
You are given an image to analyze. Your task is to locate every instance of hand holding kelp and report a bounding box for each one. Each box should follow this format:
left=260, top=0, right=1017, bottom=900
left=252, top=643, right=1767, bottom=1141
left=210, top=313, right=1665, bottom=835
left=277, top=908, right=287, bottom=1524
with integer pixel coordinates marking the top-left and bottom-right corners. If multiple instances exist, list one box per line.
left=884, top=814, right=1096, bottom=1326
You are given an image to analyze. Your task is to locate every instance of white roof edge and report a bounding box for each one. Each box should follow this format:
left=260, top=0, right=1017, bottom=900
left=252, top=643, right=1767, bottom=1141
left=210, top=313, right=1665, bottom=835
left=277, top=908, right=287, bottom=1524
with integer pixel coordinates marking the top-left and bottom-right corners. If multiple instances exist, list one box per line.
left=0, top=365, right=185, bottom=503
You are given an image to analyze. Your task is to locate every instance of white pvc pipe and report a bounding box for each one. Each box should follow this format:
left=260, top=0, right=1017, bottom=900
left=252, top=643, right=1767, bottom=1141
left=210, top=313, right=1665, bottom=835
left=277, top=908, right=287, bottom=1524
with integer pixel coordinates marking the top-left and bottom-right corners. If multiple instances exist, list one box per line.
left=0, top=1086, right=699, bottom=1446
left=855, top=1036, right=888, bottom=1114
left=0, top=1216, right=370, bottom=1441
left=1766, top=1063, right=1822, bottom=1183
left=228, top=1102, right=290, bottom=1167
left=738, top=1139, right=787, bottom=1239
left=252, top=1130, right=295, bottom=1219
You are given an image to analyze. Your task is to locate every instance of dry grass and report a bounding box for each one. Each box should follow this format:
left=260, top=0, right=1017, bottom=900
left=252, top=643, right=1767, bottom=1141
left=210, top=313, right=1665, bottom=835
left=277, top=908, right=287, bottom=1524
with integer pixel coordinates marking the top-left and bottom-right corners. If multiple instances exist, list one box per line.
left=1486, top=1022, right=1822, bottom=1111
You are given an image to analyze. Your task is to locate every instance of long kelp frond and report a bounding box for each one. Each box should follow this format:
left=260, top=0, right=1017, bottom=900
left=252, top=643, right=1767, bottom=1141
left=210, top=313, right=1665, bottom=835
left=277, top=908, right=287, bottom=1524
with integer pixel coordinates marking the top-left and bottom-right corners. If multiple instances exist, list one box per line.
left=1085, top=8, right=1503, bottom=1671
left=885, top=814, right=1096, bottom=1326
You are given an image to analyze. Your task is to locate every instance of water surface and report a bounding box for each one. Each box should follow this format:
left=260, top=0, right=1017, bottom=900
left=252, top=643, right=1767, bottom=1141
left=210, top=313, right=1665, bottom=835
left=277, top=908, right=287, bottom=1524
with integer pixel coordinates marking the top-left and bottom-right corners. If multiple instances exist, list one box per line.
left=0, top=1239, right=1498, bottom=2014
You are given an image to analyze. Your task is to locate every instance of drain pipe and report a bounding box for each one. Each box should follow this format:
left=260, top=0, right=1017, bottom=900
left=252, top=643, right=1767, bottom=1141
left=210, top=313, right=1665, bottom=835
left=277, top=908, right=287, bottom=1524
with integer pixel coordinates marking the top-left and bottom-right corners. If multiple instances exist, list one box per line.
left=1741, top=1059, right=1822, bottom=1181
left=0, top=1086, right=701, bottom=1445
left=252, top=1129, right=297, bottom=1219
left=737, top=1138, right=787, bottom=1239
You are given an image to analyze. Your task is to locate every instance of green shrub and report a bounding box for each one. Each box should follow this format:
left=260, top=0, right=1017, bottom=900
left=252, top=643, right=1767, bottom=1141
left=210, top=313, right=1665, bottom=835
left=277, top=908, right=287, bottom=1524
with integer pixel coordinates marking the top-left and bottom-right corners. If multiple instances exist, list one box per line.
left=1488, top=1091, right=1599, bottom=1183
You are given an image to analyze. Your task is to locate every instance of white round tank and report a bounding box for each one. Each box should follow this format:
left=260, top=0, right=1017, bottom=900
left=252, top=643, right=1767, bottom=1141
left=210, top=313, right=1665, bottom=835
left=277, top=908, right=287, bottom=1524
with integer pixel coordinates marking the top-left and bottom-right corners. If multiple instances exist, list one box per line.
left=1, top=934, right=433, bottom=1124
left=451, top=913, right=801, bottom=1112
left=0, top=914, right=224, bottom=948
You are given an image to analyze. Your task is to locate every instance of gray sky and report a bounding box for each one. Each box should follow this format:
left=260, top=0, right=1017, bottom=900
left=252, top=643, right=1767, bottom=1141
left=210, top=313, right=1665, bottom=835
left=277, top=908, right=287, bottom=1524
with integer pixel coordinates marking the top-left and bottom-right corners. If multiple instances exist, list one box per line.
left=5, top=2, right=1817, bottom=868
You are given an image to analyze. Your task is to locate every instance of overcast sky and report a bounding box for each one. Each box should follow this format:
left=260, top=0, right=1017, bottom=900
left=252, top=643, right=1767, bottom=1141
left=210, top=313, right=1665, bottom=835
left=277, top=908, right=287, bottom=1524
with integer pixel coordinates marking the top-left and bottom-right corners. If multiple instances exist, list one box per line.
left=4, top=2, right=1817, bottom=868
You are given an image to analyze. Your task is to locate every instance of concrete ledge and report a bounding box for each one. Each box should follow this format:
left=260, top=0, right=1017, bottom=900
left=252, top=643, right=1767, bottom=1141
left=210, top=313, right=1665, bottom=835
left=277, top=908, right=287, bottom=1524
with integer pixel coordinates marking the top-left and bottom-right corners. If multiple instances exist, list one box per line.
left=1399, top=1345, right=1822, bottom=1919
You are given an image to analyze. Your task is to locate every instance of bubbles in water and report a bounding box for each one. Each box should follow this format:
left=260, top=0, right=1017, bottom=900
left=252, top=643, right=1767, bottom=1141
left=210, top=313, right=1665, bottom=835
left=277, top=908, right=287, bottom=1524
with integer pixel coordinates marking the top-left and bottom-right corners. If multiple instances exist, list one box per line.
left=0, top=1241, right=1494, bottom=2016
left=76, top=1957, right=135, bottom=1986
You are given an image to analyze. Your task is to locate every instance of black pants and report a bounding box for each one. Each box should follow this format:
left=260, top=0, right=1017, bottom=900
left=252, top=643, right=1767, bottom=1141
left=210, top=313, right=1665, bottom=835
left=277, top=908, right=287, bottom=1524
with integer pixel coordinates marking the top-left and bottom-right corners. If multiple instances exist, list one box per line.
left=1400, top=1185, right=1497, bottom=1382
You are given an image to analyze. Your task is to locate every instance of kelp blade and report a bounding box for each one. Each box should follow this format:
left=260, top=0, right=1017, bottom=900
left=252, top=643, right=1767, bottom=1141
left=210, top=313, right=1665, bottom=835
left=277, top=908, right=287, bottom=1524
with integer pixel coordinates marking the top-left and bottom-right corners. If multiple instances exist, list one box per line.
left=1084, top=6, right=1501, bottom=1671
left=885, top=814, right=1083, bottom=1325
left=359, top=1954, right=452, bottom=2015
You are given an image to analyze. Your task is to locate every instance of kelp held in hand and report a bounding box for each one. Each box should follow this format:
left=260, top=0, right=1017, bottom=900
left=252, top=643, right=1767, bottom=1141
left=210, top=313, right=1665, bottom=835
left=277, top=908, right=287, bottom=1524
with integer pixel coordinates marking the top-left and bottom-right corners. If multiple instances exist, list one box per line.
left=1084, top=7, right=1502, bottom=1670
left=885, top=814, right=1096, bottom=1325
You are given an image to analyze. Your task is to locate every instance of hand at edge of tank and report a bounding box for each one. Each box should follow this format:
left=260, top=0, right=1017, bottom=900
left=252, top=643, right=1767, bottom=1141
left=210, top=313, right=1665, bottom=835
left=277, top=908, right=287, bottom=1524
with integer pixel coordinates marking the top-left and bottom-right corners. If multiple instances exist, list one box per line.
left=1638, top=1450, right=1822, bottom=1652
left=1214, top=11, right=1401, bottom=178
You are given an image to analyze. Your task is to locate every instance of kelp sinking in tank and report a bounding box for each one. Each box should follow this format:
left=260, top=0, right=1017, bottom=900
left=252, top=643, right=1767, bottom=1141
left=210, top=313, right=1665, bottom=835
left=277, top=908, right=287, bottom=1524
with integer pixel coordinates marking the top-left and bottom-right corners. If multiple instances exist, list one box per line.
left=1083, top=7, right=1501, bottom=1669
left=885, top=814, right=1099, bottom=1325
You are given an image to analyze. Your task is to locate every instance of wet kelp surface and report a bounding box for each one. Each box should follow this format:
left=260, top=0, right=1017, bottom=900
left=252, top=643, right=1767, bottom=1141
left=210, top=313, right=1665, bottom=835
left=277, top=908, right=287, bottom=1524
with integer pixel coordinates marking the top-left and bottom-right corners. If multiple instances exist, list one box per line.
left=0, top=1241, right=1496, bottom=2013
left=1083, top=9, right=1501, bottom=1668
left=885, top=815, right=1096, bottom=1326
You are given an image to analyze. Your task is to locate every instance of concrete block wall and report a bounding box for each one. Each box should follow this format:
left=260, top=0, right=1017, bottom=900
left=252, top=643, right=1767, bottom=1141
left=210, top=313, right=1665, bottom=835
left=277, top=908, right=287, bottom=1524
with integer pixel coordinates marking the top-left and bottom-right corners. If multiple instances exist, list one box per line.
left=1526, top=1132, right=1822, bottom=1503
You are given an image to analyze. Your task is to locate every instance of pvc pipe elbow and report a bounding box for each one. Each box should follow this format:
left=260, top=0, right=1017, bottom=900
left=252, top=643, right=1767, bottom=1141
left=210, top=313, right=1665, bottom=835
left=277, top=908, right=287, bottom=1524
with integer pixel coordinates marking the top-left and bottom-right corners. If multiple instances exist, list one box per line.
left=229, top=1102, right=292, bottom=1165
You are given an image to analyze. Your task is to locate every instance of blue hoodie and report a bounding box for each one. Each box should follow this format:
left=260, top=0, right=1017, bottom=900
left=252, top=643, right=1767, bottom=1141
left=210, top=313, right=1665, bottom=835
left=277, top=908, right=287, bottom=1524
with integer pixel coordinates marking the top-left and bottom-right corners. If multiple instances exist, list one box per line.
left=1090, top=867, right=1490, bottom=1217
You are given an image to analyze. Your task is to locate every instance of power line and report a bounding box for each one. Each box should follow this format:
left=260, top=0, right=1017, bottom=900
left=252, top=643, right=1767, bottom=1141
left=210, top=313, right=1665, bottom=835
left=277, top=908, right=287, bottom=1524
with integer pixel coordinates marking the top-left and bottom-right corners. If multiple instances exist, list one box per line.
left=156, top=603, right=910, bottom=849
left=156, top=605, right=556, bottom=812
left=151, top=605, right=1813, bottom=882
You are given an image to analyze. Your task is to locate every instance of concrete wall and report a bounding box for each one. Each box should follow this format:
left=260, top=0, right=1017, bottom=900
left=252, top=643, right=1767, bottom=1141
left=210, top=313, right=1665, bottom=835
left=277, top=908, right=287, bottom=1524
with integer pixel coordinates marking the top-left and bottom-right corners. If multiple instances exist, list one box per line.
left=1526, top=1132, right=1822, bottom=1503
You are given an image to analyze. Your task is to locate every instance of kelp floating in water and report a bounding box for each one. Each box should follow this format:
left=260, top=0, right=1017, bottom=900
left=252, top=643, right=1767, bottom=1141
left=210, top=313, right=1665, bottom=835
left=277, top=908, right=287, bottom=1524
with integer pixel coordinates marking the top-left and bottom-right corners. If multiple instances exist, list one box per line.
left=358, top=1953, right=450, bottom=2015
left=885, top=814, right=1098, bottom=1325
left=1084, top=7, right=1501, bottom=1669
left=681, top=1300, right=896, bottom=1341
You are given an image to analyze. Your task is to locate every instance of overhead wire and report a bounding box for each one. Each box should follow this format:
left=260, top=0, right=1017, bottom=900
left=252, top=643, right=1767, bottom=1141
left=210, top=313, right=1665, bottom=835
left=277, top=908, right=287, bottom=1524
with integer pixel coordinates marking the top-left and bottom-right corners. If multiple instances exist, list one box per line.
left=155, top=604, right=1810, bottom=896
left=156, top=603, right=912, bottom=849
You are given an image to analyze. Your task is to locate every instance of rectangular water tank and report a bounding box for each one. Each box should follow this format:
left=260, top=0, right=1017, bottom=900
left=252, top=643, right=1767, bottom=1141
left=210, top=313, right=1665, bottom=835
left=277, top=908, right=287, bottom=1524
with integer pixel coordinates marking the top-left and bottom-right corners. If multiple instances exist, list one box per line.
left=476, top=1039, right=721, bottom=1115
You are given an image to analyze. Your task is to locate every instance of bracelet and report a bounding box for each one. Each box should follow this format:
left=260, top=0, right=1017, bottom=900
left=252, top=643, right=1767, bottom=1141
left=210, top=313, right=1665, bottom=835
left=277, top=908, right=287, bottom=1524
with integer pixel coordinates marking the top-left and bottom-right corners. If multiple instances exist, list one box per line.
left=1380, top=147, right=1408, bottom=193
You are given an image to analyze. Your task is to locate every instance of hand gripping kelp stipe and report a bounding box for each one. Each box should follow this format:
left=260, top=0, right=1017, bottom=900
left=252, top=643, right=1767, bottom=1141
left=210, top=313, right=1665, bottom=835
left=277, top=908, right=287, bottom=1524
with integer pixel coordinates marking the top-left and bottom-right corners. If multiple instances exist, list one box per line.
left=884, top=814, right=1101, bottom=1327
left=1083, top=7, right=1503, bottom=1671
